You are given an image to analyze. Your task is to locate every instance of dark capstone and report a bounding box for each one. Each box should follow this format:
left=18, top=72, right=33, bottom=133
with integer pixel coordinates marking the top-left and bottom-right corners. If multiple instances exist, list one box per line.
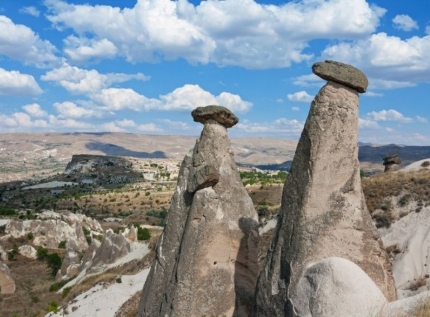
left=312, top=60, right=368, bottom=93
left=191, top=105, right=239, bottom=128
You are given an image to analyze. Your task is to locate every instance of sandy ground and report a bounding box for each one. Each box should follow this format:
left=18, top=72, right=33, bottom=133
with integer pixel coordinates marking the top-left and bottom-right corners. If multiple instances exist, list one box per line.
left=46, top=269, right=150, bottom=317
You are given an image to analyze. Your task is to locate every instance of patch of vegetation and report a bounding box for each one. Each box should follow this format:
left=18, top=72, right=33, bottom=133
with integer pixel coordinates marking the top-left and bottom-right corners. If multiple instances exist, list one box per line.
left=0, top=206, right=16, bottom=215
left=8, top=244, right=19, bottom=261
left=137, top=227, right=151, bottom=241
left=27, top=232, right=34, bottom=240
left=239, top=170, right=287, bottom=186
left=47, top=301, right=59, bottom=313
left=49, top=278, right=71, bottom=292
left=62, top=286, right=72, bottom=298
left=36, top=246, right=49, bottom=260
left=58, top=240, right=66, bottom=249
left=47, top=253, right=62, bottom=276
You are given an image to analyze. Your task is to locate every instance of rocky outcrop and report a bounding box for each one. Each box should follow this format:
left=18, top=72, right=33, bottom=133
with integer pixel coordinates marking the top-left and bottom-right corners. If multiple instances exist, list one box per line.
left=379, top=205, right=430, bottom=298
left=252, top=61, right=396, bottom=317
left=18, top=245, right=37, bottom=259
left=6, top=219, right=89, bottom=251
left=5, top=211, right=102, bottom=252
left=57, top=248, right=81, bottom=281
left=88, top=230, right=130, bottom=273
left=294, top=257, right=387, bottom=317
left=0, top=261, right=15, bottom=294
left=383, top=154, right=401, bottom=172
left=138, top=106, right=259, bottom=317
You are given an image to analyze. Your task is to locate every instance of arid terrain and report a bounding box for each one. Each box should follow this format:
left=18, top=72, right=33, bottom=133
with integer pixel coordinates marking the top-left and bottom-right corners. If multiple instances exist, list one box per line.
left=2, top=133, right=430, bottom=184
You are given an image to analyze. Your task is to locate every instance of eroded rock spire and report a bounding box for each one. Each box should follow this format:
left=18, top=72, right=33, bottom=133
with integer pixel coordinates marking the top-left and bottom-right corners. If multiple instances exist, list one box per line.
left=251, top=61, right=396, bottom=317
left=138, top=105, right=259, bottom=317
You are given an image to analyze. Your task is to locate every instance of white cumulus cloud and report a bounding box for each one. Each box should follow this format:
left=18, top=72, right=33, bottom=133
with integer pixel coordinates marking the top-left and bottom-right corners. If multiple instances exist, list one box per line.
left=20, top=6, right=41, bottom=17
left=64, top=36, right=118, bottom=62
left=287, top=91, right=313, bottom=102
left=322, top=32, right=430, bottom=85
left=0, top=68, right=42, bottom=96
left=392, top=14, right=418, bottom=31
left=41, top=63, right=149, bottom=95
left=22, top=104, right=48, bottom=118
left=45, top=0, right=385, bottom=68
left=54, top=101, right=97, bottom=119
left=0, top=15, right=58, bottom=67
left=91, top=84, right=252, bottom=114
left=366, top=109, right=413, bottom=123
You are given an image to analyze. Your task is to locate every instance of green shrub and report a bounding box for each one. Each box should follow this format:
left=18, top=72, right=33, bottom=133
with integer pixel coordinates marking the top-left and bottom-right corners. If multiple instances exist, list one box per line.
left=47, top=253, right=62, bottom=276
left=0, top=206, right=16, bottom=215
left=62, top=286, right=72, bottom=298
left=58, top=240, right=66, bottom=249
left=47, top=301, right=58, bottom=313
left=36, top=246, right=48, bottom=260
left=27, top=232, right=34, bottom=240
left=116, top=276, right=122, bottom=283
left=137, top=227, right=151, bottom=241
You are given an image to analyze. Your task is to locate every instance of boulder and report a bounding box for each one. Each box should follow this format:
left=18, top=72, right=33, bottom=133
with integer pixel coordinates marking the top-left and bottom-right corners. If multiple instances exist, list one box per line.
left=138, top=106, right=259, bottom=317
left=312, top=60, right=368, bottom=93
left=0, top=261, right=15, bottom=294
left=252, top=65, right=396, bottom=317
left=294, top=257, right=387, bottom=317
left=191, top=105, right=239, bottom=128
left=18, top=245, right=37, bottom=259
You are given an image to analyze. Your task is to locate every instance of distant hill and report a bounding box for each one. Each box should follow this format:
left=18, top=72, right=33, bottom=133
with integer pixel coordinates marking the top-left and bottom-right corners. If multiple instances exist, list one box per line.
left=1, top=132, right=429, bottom=182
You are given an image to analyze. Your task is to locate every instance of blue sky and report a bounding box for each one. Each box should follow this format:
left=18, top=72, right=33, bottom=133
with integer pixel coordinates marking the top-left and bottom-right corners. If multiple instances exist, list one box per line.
left=0, top=0, right=429, bottom=145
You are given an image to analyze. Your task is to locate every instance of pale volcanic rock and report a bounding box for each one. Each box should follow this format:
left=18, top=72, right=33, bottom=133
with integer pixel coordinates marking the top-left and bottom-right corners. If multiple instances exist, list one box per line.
left=294, top=257, right=387, bottom=317
left=191, top=105, right=239, bottom=128
left=57, top=248, right=81, bottom=281
left=138, top=106, right=259, bottom=317
left=0, top=261, right=15, bottom=294
left=18, top=245, right=37, bottom=259
left=88, top=230, right=130, bottom=274
left=252, top=73, right=396, bottom=316
left=312, top=60, right=368, bottom=93
left=0, top=245, right=7, bottom=261
left=6, top=219, right=89, bottom=251
left=122, top=227, right=138, bottom=243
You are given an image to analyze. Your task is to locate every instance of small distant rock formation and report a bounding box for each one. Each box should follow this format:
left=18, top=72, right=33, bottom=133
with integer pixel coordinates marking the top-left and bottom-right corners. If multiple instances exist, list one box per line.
left=0, top=261, right=15, bottom=294
left=252, top=61, right=396, bottom=316
left=18, top=245, right=37, bottom=259
left=89, top=230, right=131, bottom=273
left=57, top=248, right=81, bottom=281
left=138, top=105, right=259, bottom=317
left=383, top=154, right=402, bottom=172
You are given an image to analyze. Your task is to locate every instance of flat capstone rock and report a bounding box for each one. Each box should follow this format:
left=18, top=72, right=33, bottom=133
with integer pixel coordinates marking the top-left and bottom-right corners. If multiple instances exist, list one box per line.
left=191, top=105, right=239, bottom=128
left=312, top=60, right=368, bottom=93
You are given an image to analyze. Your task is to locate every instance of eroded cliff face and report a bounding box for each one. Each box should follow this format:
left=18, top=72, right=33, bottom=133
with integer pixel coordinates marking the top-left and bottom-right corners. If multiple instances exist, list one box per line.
left=138, top=106, right=259, bottom=317
left=252, top=62, right=396, bottom=317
